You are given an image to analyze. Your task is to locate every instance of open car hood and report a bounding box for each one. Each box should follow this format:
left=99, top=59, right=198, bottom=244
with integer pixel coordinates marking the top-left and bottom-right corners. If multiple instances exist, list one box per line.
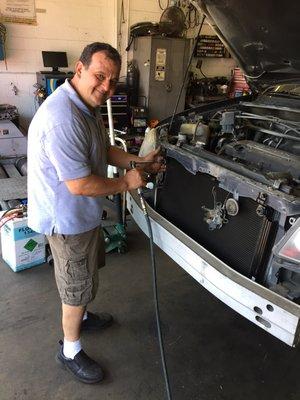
left=198, top=0, right=300, bottom=84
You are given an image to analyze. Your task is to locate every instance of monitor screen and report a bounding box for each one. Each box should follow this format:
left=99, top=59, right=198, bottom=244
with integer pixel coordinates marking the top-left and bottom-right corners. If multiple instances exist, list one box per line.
left=42, top=51, right=68, bottom=70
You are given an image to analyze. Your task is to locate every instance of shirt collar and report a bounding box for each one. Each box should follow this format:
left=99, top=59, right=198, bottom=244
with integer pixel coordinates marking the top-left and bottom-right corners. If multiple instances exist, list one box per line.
left=61, top=78, right=101, bottom=118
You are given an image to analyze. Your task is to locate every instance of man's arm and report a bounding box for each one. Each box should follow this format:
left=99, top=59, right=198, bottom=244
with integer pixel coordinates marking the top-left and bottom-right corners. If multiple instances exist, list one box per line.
left=65, top=146, right=165, bottom=197
left=107, top=146, right=142, bottom=169
left=65, top=169, right=144, bottom=197
left=107, top=146, right=165, bottom=173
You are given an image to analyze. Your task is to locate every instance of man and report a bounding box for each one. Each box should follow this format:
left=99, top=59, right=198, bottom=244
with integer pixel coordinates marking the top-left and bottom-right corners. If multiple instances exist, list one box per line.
left=27, top=42, right=163, bottom=384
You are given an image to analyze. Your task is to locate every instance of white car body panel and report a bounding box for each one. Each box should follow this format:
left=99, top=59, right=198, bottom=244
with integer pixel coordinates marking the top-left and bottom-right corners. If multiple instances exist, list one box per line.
left=127, top=191, right=300, bottom=347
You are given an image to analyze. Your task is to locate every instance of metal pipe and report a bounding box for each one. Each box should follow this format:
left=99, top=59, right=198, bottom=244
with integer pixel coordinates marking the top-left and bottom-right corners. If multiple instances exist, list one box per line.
left=106, top=97, right=123, bottom=225
left=0, top=165, right=7, bottom=179
left=15, top=157, right=27, bottom=176
left=106, top=98, right=116, bottom=146
left=246, top=123, right=300, bottom=142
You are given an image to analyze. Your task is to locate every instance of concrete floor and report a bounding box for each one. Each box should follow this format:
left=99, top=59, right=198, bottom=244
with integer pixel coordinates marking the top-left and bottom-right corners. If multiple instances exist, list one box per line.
left=0, top=217, right=300, bottom=400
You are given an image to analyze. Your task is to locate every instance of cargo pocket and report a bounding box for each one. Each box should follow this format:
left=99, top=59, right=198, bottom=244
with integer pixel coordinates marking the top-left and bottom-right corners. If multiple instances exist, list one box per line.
left=66, top=257, right=89, bottom=281
left=63, top=257, right=93, bottom=306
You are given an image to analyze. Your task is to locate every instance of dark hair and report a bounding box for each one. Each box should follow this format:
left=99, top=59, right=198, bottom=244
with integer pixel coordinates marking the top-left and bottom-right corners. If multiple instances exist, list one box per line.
left=79, top=42, right=121, bottom=68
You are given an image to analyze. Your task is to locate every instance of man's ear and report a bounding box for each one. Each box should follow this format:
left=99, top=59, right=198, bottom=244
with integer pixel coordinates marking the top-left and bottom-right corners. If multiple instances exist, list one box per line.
left=75, top=61, right=84, bottom=77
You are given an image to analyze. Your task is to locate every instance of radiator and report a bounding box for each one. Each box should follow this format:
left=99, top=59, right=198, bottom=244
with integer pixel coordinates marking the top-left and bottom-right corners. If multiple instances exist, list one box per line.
left=156, top=157, right=277, bottom=278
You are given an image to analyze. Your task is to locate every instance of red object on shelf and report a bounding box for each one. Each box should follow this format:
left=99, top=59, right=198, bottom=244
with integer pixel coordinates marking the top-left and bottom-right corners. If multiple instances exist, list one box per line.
left=228, top=68, right=250, bottom=98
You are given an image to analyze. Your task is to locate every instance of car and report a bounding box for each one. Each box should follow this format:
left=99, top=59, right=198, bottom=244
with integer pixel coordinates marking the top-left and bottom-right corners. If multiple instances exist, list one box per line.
left=127, top=0, right=300, bottom=347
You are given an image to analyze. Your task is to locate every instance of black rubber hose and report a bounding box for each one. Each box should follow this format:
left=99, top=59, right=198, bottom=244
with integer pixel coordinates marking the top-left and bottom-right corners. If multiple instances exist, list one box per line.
left=113, top=172, right=124, bottom=224
left=143, top=201, right=173, bottom=400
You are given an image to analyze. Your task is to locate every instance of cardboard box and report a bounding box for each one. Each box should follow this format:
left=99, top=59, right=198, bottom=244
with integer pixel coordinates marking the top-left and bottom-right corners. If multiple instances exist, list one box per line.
left=1, top=217, right=45, bottom=272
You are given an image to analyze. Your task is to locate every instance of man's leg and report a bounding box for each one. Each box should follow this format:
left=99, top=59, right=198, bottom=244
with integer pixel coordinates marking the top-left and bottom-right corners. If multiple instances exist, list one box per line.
left=47, top=229, right=106, bottom=383
left=62, top=304, right=85, bottom=359
left=80, top=226, right=113, bottom=331
left=62, top=304, right=85, bottom=341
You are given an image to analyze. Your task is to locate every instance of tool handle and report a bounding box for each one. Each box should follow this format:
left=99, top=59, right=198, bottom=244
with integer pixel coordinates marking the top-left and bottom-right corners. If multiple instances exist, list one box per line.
left=130, top=160, right=153, bottom=190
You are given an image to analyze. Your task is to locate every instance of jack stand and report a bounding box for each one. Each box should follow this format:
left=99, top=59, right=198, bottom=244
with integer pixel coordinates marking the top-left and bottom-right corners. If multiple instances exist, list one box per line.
left=103, top=222, right=127, bottom=254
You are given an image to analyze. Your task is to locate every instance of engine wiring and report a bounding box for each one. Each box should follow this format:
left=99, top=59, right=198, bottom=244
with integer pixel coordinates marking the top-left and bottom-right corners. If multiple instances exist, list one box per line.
left=158, top=0, right=170, bottom=11
left=209, top=109, right=300, bottom=147
left=198, top=60, right=208, bottom=78
left=235, top=112, right=300, bottom=143
left=184, top=3, right=201, bottom=29
left=245, top=123, right=300, bottom=143
left=237, top=112, right=300, bottom=129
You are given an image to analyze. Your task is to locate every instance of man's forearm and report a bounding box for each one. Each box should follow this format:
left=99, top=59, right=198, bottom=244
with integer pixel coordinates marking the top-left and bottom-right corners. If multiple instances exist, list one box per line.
left=107, top=146, right=143, bottom=169
left=65, top=174, right=128, bottom=197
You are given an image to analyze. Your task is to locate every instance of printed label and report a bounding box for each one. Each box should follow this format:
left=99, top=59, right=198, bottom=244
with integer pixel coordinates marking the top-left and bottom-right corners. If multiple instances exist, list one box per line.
left=24, top=239, right=38, bottom=252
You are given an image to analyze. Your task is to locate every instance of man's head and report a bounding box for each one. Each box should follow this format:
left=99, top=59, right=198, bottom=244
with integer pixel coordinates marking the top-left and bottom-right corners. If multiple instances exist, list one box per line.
left=72, top=42, right=121, bottom=109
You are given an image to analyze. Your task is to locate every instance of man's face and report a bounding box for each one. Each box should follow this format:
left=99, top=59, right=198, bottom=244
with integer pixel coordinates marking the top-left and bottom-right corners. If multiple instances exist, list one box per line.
left=75, top=51, right=120, bottom=109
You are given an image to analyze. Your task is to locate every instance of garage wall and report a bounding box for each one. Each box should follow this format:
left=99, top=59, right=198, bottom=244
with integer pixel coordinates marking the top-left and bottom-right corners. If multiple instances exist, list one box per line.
left=118, top=0, right=236, bottom=79
left=0, top=0, right=118, bottom=129
left=189, top=23, right=236, bottom=79
left=0, top=0, right=236, bottom=130
left=117, top=0, right=162, bottom=77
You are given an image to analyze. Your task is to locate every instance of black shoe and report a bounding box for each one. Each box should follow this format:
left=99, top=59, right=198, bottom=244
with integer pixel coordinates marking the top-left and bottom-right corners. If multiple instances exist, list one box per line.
left=81, top=311, right=113, bottom=332
left=56, top=340, right=104, bottom=384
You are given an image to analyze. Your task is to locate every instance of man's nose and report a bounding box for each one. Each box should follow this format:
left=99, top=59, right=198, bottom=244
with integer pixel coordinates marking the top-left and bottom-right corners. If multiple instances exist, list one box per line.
left=101, top=78, right=111, bottom=92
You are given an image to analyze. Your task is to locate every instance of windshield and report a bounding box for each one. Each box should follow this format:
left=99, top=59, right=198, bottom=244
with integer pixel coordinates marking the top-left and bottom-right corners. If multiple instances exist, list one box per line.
left=264, top=84, right=300, bottom=97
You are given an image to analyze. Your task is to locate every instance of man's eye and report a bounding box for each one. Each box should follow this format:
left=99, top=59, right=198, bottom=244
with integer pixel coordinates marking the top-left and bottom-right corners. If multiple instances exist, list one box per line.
left=97, top=74, right=105, bottom=81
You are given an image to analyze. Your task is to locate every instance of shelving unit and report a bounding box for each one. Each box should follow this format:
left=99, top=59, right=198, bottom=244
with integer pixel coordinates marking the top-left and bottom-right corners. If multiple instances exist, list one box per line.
left=195, top=35, right=229, bottom=58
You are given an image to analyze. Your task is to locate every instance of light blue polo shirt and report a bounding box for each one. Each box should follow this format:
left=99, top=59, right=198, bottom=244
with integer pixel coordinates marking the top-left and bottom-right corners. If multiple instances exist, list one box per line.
left=27, top=80, right=110, bottom=235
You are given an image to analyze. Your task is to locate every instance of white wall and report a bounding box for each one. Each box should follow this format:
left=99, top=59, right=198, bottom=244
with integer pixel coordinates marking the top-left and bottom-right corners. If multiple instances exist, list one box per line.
left=0, top=0, right=117, bottom=129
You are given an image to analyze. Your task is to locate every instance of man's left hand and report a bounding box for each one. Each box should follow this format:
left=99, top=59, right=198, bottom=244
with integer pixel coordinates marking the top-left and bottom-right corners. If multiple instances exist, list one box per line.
left=141, top=147, right=166, bottom=174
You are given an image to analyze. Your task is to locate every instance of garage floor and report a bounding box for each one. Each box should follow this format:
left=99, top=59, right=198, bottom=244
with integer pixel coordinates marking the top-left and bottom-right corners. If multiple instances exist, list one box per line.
left=0, top=217, right=300, bottom=400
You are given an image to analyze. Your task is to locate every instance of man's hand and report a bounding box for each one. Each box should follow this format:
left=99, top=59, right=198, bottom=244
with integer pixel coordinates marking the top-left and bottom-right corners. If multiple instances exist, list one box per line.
left=123, top=168, right=147, bottom=191
left=141, top=147, right=166, bottom=174
left=107, top=145, right=166, bottom=175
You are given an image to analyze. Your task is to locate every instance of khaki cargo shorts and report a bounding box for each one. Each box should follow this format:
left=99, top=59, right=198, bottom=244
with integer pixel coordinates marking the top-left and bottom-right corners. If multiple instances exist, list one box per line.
left=47, top=226, right=105, bottom=306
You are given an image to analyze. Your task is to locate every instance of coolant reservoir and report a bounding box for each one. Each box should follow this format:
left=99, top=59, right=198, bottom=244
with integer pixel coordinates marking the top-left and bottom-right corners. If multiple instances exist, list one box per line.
left=180, top=123, right=198, bottom=136
left=179, top=122, right=210, bottom=147
left=139, top=128, right=158, bottom=157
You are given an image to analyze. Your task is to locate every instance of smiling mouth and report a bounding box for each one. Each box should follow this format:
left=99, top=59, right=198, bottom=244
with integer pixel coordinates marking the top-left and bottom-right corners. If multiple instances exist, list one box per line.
left=96, top=88, right=107, bottom=95
left=93, top=90, right=107, bottom=104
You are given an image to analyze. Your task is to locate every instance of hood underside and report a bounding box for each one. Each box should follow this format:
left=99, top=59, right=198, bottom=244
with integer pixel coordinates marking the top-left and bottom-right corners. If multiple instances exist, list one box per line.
left=198, top=0, right=300, bottom=83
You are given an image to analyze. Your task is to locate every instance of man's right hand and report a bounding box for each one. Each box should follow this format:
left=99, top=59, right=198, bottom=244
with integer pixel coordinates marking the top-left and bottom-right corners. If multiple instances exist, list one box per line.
left=65, top=169, right=148, bottom=197
left=123, top=168, right=147, bottom=191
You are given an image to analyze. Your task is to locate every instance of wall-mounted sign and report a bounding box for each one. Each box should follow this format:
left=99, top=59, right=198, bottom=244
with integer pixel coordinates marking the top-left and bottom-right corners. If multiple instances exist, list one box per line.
left=0, top=0, right=36, bottom=25
left=155, top=48, right=166, bottom=81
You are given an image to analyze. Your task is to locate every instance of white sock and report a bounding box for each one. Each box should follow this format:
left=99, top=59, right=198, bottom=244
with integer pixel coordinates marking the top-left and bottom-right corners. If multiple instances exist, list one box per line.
left=82, top=310, right=88, bottom=321
left=63, top=338, right=82, bottom=359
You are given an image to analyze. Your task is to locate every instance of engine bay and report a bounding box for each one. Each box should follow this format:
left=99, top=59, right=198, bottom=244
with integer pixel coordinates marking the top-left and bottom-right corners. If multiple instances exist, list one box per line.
left=158, top=97, right=300, bottom=197
left=152, top=95, right=300, bottom=303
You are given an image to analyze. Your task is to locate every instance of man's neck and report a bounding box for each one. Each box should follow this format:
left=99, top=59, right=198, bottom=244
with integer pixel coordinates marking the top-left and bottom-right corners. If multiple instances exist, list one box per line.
left=70, top=77, right=95, bottom=114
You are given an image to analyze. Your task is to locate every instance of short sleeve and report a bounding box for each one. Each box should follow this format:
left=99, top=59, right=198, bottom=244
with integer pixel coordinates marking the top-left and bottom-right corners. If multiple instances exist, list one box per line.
left=43, top=120, right=91, bottom=181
